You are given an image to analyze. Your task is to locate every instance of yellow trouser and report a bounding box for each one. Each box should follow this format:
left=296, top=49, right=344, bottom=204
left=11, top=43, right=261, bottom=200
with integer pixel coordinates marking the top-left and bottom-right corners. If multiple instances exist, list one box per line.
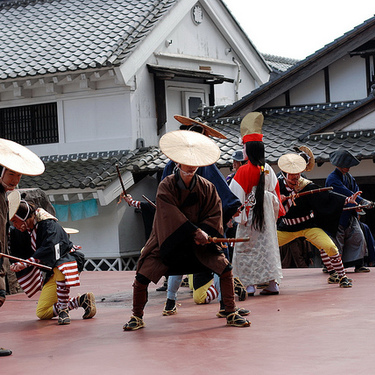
left=277, top=228, right=339, bottom=257
left=36, top=268, right=65, bottom=320
left=188, top=274, right=213, bottom=304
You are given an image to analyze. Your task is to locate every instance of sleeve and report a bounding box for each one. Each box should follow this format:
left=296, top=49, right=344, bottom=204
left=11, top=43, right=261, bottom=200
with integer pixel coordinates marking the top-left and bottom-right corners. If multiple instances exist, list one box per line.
left=265, top=164, right=285, bottom=218
left=229, top=177, right=247, bottom=225
left=33, top=221, right=72, bottom=266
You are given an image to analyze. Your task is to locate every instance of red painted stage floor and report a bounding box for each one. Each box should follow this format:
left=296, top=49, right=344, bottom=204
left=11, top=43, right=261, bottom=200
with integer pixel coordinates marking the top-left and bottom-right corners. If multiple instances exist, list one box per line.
left=1, top=268, right=374, bottom=375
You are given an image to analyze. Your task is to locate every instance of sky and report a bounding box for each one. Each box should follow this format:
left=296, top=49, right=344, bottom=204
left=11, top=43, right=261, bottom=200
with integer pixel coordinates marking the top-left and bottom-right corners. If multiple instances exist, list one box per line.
left=223, top=0, right=375, bottom=60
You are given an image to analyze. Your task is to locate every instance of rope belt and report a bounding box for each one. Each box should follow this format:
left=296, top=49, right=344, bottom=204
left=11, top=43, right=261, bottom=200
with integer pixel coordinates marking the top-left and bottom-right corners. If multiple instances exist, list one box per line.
left=282, top=212, right=314, bottom=226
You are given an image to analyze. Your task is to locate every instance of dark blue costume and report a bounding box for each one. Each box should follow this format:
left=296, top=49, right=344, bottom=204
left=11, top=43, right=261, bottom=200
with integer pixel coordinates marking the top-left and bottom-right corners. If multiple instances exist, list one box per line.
left=326, top=168, right=366, bottom=266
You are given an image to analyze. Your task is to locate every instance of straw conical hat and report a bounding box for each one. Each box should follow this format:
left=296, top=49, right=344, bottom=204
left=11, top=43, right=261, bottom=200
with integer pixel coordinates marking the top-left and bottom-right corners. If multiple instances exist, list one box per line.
left=298, top=146, right=315, bottom=172
left=278, top=153, right=306, bottom=174
left=63, top=227, right=79, bottom=234
left=174, top=115, right=227, bottom=139
left=0, top=139, right=45, bottom=175
left=160, top=130, right=220, bottom=167
left=7, top=190, right=21, bottom=220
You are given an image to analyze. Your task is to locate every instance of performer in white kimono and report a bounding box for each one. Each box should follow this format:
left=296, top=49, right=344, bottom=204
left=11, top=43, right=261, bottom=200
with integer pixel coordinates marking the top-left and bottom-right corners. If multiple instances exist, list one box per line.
left=230, top=112, right=285, bottom=296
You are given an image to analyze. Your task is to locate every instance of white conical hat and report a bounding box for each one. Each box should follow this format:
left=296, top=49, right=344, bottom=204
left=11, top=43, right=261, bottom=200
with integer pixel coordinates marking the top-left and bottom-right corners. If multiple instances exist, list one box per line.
left=7, top=190, right=21, bottom=220
left=63, top=227, right=79, bottom=234
left=0, top=138, right=45, bottom=176
left=278, top=153, right=307, bottom=174
left=159, top=130, right=220, bottom=167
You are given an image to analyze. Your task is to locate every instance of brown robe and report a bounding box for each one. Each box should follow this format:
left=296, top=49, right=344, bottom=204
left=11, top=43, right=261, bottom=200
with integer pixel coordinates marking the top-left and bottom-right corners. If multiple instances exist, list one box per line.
left=137, top=173, right=229, bottom=284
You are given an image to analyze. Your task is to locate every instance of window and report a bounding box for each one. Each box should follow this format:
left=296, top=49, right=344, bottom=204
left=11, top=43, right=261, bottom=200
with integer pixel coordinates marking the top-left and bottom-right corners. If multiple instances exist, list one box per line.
left=182, top=92, right=205, bottom=118
left=0, top=102, right=58, bottom=145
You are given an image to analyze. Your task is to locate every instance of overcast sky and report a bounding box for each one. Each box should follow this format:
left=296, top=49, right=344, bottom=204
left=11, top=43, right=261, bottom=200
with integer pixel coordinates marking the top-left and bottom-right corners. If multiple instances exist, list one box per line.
left=223, top=0, right=375, bottom=60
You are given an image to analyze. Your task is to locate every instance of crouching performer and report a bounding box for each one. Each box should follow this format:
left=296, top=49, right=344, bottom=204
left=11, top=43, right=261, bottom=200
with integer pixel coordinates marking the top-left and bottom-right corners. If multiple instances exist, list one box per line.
left=9, top=192, right=96, bottom=325
left=123, top=130, right=250, bottom=331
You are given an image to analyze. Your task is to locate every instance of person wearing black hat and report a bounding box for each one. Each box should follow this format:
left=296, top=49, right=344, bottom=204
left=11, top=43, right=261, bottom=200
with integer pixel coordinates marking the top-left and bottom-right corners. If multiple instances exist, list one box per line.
left=326, top=149, right=373, bottom=272
left=226, top=150, right=246, bottom=185
left=9, top=195, right=96, bottom=325
left=123, top=130, right=250, bottom=330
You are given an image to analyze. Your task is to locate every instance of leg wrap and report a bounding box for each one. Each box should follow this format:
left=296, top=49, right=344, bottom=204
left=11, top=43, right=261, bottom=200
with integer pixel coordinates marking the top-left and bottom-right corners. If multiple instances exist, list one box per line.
left=219, top=270, right=236, bottom=313
left=56, top=280, right=70, bottom=310
left=68, top=296, right=80, bottom=310
left=319, top=249, right=334, bottom=272
left=132, top=275, right=150, bottom=318
left=329, top=254, right=345, bottom=278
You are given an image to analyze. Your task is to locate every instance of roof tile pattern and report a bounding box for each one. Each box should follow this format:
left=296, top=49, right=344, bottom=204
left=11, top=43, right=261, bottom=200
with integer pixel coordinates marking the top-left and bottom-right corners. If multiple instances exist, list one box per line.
left=0, top=0, right=177, bottom=79
left=262, top=53, right=299, bottom=73
left=19, top=147, right=167, bottom=191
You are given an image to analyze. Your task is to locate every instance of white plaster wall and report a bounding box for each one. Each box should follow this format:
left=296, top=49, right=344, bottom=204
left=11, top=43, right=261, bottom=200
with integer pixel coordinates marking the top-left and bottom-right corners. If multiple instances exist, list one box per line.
left=330, top=56, right=367, bottom=102
left=343, top=111, right=375, bottom=131
left=151, top=5, right=261, bottom=104
left=289, top=71, right=326, bottom=105
left=28, top=90, right=135, bottom=156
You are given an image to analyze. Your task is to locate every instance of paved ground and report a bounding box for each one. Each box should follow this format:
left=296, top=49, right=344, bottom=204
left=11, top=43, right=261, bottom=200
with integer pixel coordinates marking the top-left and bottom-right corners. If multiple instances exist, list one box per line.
left=1, top=268, right=374, bottom=375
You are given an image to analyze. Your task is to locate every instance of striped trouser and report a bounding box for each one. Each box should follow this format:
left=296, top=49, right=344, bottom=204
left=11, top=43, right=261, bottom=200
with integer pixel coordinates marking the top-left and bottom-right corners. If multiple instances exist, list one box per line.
left=36, top=268, right=78, bottom=320
left=278, top=228, right=346, bottom=277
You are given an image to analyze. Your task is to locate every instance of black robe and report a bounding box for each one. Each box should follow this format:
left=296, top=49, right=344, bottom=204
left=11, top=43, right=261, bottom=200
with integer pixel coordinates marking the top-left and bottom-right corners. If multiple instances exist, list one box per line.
left=277, top=176, right=346, bottom=236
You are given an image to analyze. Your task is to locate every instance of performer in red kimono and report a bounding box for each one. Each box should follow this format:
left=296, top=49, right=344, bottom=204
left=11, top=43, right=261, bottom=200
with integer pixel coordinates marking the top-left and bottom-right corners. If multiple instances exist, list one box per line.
left=230, top=112, right=285, bottom=296
left=123, top=130, right=250, bottom=330
left=9, top=194, right=96, bottom=325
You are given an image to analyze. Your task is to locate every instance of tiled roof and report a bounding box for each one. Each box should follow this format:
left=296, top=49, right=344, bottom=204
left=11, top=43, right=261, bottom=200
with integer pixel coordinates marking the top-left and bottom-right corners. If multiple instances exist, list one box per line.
left=262, top=54, right=299, bottom=73
left=0, top=0, right=177, bottom=80
left=19, top=147, right=167, bottom=191
left=19, top=100, right=375, bottom=192
left=207, top=100, right=375, bottom=165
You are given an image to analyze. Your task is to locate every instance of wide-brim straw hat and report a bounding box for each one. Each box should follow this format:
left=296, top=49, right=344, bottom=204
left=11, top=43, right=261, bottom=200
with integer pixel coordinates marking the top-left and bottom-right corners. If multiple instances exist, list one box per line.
left=160, top=130, right=221, bottom=167
left=174, top=115, right=227, bottom=139
left=63, top=227, right=79, bottom=234
left=7, top=190, right=21, bottom=220
left=278, top=153, right=307, bottom=174
left=297, top=145, right=315, bottom=172
left=0, top=138, right=45, bottom=175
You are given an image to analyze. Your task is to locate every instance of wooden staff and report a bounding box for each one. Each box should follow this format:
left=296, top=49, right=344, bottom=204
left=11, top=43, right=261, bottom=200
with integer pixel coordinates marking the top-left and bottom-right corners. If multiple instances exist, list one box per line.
left=116, top=164, right=127, bottom=196
left=141, top=195, right=156, bottom=209
left=292, top=186, right=333, bottom=199
left=288, top=186, right=333, bottom=206
left=208, top=237, right=250, bottom=243
left=0, top=253, right=52, bottom=271
left=343, top=204, right=372, bottom=211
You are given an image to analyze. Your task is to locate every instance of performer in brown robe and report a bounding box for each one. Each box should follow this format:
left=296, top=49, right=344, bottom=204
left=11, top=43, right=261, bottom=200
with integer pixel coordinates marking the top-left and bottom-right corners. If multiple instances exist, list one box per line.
left=123, top=130, right=250, bottom=330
